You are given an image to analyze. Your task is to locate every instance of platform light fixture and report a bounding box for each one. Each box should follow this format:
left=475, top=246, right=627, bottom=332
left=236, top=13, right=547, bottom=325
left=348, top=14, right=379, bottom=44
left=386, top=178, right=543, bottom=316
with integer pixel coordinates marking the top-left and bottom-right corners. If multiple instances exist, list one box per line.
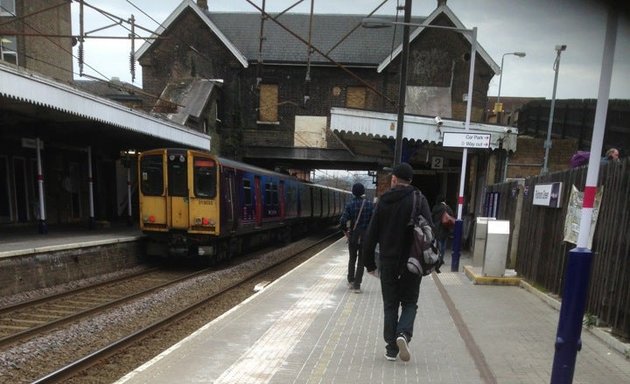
left=495, top=51, right=526, bottom=115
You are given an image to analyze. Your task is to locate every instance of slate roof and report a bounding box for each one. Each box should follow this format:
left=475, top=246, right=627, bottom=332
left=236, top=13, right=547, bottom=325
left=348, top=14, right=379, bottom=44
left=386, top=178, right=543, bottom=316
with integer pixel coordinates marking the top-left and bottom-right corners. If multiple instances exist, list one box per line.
left=205, top=13, right=425, bottom=66
left=136, top=1, right=498, bottom=73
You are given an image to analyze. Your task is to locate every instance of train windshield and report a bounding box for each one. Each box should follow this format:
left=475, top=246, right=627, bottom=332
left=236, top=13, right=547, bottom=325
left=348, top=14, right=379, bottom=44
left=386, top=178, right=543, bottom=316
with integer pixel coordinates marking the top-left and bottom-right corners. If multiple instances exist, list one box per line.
left=167, top=152, right=188, bottom=197
left=194, top=157, right=217, bottom=198
left=140, top=155, right=164, bottom=196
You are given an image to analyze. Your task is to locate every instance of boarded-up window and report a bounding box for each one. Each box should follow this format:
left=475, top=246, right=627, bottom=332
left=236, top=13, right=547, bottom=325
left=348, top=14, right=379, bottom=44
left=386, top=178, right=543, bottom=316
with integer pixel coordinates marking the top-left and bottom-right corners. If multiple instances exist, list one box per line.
left=259, top=84, right=278, bottom=122
left=345, top=86, right=366, bottom=109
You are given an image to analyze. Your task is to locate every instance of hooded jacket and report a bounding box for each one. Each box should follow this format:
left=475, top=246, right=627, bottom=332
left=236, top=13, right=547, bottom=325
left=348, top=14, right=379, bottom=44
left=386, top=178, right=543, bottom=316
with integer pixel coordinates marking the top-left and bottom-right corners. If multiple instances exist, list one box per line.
left=363, top=184, right=433, bottom=272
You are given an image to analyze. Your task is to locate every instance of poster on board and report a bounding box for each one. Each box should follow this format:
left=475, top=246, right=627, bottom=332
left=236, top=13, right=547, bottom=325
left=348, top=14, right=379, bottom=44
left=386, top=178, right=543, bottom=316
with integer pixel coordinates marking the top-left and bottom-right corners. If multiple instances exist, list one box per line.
left=563, top=185, right=603, bottom=248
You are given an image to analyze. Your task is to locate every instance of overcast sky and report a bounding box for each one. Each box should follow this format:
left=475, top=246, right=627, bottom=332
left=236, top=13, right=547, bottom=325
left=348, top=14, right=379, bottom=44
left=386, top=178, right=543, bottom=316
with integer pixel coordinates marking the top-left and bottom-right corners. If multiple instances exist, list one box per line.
left=71, top=0, right=630, bottom=100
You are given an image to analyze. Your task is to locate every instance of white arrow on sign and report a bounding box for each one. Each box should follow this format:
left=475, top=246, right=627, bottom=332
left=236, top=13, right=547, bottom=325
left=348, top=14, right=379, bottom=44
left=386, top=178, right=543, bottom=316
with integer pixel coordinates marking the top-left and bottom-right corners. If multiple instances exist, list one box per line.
left=442, top=132, right=491, bottom=148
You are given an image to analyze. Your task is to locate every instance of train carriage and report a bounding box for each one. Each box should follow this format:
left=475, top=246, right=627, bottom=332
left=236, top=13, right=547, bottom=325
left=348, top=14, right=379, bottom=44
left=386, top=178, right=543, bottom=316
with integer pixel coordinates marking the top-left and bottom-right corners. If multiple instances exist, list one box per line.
left=138, top=148, right=351, bottom=263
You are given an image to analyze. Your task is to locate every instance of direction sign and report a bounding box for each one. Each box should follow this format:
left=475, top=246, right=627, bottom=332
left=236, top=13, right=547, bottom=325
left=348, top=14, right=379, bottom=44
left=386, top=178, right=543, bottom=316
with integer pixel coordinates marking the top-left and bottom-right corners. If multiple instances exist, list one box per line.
left=442, top=132, right=490, bottom=148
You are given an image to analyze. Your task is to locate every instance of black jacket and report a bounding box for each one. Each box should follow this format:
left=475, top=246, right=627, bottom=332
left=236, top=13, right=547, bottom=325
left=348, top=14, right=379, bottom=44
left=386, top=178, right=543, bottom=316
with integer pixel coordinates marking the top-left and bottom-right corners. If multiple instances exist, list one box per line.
left=363, top=185, right=433, bottom=272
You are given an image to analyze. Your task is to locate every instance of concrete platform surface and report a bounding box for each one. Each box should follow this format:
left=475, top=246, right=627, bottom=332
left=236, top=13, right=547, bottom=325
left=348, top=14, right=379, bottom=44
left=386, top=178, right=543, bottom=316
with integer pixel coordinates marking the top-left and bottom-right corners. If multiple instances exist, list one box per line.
left=114, top=239, right=630, bottom=384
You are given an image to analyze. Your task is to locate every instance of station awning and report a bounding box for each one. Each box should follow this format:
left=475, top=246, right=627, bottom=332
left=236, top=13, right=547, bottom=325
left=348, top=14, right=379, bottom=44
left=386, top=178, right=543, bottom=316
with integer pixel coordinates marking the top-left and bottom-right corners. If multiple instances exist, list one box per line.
left=330, top=107, right=517, bottom=153
left=0, top=65, right=210, bottom=151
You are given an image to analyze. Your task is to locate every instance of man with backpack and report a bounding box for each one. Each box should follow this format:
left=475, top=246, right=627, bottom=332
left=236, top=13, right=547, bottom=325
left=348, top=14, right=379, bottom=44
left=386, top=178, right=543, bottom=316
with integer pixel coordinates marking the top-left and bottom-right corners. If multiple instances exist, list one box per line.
left=362, top=162, right=433, bottom=362
left=339, top=182, right=374, bottom=293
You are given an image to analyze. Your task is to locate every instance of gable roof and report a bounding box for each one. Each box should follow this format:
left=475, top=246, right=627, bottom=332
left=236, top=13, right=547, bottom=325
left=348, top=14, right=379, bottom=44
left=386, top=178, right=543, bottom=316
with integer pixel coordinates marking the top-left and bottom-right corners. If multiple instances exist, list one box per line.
left=136, top=1, right=498, bottom=71
left=136, top=0, right=248, bottom=68
left=377, top=4, right=499, bottom=74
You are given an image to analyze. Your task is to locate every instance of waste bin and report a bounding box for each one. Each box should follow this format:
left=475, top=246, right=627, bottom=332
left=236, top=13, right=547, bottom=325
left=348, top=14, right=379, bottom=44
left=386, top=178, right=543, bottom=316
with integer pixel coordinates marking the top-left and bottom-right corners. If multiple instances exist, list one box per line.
left=482, top=220, right=510, bottom=277
left=473, top=217, right=495, bottom=267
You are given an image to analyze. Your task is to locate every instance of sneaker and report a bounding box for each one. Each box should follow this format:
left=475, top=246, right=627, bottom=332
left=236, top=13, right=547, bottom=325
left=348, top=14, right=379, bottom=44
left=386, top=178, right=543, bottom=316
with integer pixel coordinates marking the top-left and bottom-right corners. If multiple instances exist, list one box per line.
left=396, top=334, right=411, bottom=362
left=352, top=287, right=362, bottom=294
left=384, top=352, right=397, bottom=361
left=347, top=282, right=354, bottom=289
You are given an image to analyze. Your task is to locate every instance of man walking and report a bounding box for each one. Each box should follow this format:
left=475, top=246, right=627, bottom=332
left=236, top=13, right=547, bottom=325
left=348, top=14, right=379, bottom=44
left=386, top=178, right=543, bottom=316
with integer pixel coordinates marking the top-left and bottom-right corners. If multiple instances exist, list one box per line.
left=363, top=163, right=433, bottom=362
left=339, top=183, right=374, bottom=293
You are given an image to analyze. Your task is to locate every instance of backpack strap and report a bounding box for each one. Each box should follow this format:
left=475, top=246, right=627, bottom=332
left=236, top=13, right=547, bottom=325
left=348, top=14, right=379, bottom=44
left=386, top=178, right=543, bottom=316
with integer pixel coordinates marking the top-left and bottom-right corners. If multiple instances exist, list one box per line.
left=352, top=198, right=366, bottom=231
left=409, top=190, right=418, bottom=226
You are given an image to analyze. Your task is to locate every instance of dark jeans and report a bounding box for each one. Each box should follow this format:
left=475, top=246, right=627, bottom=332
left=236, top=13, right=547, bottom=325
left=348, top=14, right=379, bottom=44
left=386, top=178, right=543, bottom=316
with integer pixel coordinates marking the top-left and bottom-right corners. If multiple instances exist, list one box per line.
left=347, top=239, right=364, bottom=289
left=379, top=262, right=422, bottom=355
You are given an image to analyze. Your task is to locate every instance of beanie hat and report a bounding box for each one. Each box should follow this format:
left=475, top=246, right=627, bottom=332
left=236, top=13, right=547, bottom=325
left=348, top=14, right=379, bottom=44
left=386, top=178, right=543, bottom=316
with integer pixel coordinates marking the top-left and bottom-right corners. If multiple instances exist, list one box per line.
left=352, top=183, right=365, bottom=197
left=392, top=162, right=414, bottom=182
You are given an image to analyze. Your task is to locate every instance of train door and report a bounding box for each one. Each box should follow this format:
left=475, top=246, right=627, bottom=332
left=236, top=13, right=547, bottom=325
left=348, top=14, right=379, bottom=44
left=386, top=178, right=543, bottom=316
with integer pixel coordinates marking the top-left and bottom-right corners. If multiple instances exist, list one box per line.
left=139, top=153, right=166, bottom=229
left=279, top=180, right=285, bottom=220
left=167, top=151, right=189, bottom=229
left=223, top=170, right=238, bottom=232
left=254, top=176, right=262, bottom=227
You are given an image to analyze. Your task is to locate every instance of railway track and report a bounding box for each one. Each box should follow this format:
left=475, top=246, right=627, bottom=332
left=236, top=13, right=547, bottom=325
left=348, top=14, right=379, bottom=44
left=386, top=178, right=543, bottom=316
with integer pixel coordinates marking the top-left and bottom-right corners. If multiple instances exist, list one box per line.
left=0, top=231, right=340, bottom=383
left=0, top=267, right=211, bottom=348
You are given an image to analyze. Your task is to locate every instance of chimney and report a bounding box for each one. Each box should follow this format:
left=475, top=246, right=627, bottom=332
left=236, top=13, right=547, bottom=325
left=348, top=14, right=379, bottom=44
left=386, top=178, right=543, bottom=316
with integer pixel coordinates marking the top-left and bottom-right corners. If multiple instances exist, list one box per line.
left=197, top=0, right=208, bottom=10
left=437, top=0, right=447, bottom=7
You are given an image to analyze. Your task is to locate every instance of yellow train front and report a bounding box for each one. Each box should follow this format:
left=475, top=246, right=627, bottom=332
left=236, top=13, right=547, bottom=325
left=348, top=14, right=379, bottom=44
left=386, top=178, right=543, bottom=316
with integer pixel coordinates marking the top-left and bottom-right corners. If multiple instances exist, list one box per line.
left=138, top=148, right=350, bottom=264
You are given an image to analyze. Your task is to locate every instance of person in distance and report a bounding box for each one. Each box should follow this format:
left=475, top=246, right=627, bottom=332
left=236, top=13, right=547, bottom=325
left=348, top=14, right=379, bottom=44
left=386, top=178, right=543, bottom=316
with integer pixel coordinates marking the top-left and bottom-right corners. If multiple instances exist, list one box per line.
left=339, top=182, right=374, bottom=294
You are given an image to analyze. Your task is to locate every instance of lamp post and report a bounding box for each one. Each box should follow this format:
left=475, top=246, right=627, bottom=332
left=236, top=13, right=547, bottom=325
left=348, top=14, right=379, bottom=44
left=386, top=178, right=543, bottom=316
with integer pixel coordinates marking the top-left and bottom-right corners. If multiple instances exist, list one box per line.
left=362, top=16, right=477, bottom=272
left=541, top=44, right=566, bottom=175
left=394, top=0, right=412, bottom=166
left=495, top=51, right=526, bottom=121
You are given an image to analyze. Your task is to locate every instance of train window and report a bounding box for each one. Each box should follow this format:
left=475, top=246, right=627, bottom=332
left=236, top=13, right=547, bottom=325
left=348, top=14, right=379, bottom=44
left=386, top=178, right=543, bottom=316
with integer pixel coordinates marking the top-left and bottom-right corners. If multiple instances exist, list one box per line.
left=243, top=179, right=252, bottom=205
left=272, top=184, right=278, bottom=206
left=168, top=153, right=188, bottom=197
left=264, top=182, right=272, bottom=206
left=193, top=157, right=216, bottom=198
left=140, top=155, right=163, bottom=196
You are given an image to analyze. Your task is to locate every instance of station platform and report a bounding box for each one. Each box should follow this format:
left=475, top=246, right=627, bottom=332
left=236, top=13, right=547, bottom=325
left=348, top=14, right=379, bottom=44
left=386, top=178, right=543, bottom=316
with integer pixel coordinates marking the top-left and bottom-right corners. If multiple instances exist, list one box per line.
left=114, top=239, right=630, bottom=384
left=0, top=224, right=143, bottom=258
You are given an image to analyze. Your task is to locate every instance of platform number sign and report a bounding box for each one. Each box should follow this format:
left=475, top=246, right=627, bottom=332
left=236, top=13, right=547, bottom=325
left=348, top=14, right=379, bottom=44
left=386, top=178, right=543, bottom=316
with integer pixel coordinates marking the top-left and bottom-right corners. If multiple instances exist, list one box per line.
left=431, top=156, right=444, bottom=169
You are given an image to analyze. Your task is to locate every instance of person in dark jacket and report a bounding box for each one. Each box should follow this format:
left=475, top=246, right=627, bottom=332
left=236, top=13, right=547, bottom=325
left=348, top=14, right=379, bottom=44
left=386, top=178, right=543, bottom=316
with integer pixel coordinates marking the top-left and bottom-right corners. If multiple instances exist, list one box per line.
left=339, top=183, right=374, bottom=293
left=431, top=194, right=454, bottom=258
left=363, top=162, right=433, bottom=362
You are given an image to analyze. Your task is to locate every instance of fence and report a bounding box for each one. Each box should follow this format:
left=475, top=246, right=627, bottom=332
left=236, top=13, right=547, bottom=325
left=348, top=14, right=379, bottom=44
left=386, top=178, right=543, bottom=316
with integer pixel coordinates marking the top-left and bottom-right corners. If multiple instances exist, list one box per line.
left=482, top=158, right=630, bottom=340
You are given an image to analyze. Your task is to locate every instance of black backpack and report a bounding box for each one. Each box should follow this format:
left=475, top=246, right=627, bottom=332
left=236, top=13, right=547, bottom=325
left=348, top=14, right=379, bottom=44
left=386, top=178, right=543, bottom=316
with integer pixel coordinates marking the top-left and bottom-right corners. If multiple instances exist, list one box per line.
left=407, top=191, right=443, bottom=276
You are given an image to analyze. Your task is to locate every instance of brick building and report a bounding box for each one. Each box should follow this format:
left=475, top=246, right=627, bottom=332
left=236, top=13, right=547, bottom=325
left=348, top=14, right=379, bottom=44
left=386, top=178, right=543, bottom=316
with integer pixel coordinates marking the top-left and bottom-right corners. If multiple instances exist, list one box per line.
left=0, top=0, right=72, bottom=82
left=135, top=0, right=523, bottom=216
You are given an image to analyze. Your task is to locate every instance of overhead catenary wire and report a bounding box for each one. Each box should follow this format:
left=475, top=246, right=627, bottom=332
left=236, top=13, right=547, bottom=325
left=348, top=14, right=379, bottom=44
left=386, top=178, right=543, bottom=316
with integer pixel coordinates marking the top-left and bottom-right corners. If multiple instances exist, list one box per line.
left=244, top=0, right=395, bottom=106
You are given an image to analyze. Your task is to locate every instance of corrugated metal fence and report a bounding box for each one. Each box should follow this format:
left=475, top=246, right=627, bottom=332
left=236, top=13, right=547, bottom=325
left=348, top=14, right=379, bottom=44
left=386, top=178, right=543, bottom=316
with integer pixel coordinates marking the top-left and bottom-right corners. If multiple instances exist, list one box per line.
left=482, top=158, right=630, bottom=340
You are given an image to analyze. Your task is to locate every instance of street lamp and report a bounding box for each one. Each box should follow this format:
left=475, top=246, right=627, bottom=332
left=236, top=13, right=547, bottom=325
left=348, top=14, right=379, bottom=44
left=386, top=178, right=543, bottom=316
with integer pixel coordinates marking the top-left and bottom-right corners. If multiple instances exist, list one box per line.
left=541, top=44, right=567, bottom=175
left=362, top=14, right=477, bottom=272
left=495, top=51, right=526, bottom=118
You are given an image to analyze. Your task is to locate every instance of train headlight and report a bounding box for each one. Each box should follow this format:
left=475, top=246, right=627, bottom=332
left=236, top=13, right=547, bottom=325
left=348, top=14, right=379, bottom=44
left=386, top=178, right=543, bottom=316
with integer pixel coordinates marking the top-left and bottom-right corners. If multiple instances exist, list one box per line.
left=195, top=217, right=202, bottom=225
left=148, top=215, right=155, bottom=223
left=202, top=217, right=209, bottom=225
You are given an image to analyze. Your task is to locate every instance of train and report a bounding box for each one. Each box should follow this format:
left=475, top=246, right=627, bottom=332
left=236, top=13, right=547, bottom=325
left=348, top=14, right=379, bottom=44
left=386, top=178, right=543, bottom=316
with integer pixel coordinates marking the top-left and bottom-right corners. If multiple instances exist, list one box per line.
left=138, top=148, right=352, bottom=264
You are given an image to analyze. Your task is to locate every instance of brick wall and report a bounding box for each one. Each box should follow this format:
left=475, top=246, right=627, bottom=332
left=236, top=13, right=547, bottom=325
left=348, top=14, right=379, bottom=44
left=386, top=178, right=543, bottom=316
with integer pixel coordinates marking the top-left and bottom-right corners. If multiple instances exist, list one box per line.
left=0, top=241, right=145, bottom=296
left=508, top=136, right=578, bottom=178
left=10, top=0, right=73, bottom=82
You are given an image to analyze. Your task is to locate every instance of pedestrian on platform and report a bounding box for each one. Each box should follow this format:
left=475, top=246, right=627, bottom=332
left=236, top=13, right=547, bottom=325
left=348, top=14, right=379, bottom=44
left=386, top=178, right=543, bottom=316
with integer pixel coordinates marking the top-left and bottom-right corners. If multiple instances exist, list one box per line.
left=602, top=147, right=620, bottom=163
left=339, top=182, right=374, bottom=293
left=362, top=162, right=433, bottom=362
left=431, top=194, right=454, bottom=258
